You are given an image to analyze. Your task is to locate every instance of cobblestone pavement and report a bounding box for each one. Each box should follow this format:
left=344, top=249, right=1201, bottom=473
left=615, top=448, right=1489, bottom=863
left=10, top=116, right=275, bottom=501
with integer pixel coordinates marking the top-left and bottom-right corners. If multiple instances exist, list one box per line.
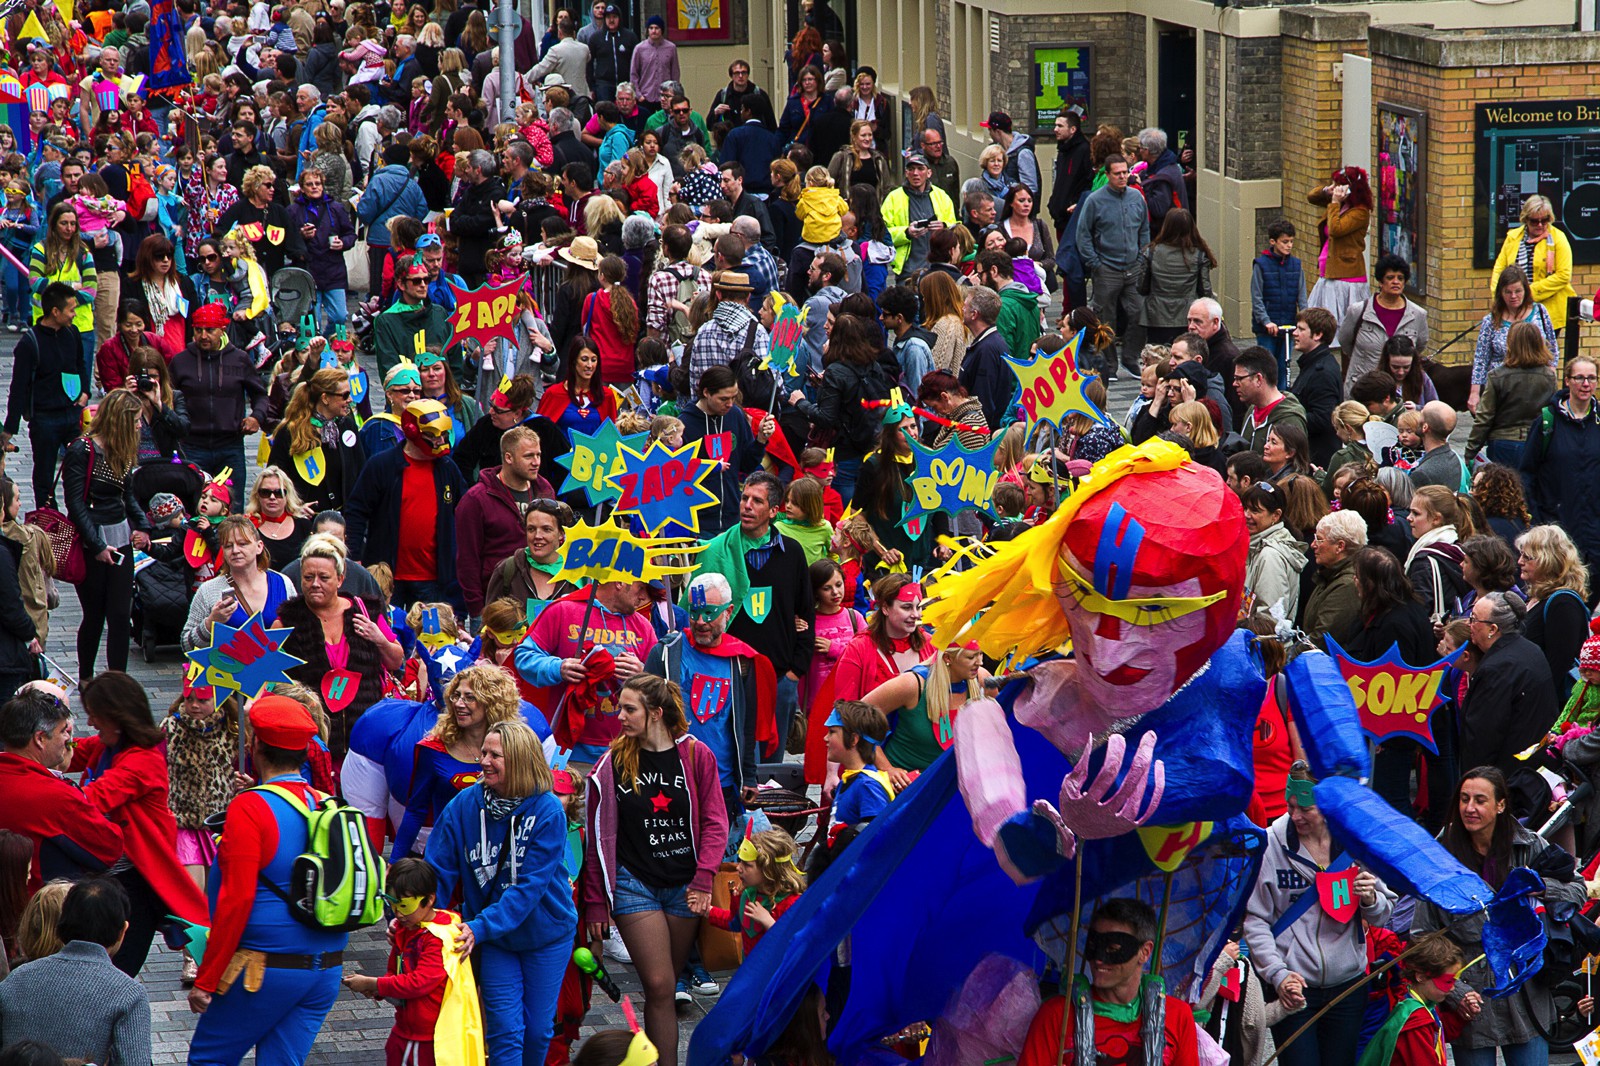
left=2, top=334, right=1486, bottom=1064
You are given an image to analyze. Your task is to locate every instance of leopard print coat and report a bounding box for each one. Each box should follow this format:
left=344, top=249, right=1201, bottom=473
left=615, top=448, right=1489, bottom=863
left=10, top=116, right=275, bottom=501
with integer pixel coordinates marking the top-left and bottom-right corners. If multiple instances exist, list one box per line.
left=162, top=709, right=239, bottom=830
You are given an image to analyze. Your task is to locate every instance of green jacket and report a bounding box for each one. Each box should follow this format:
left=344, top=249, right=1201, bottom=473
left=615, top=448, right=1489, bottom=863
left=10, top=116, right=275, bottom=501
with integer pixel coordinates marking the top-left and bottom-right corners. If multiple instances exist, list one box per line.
left=1242, top=392, right=1308, bottom=454
left=881, top=184, right=957, bottom=274
left=1302, top=554, right=1361, bottom=650
left=995, top=282, right=1042, bottom=364
left=373, top=301, right=463, bottom=381
left=1321, top=440, right=1373, bottom=495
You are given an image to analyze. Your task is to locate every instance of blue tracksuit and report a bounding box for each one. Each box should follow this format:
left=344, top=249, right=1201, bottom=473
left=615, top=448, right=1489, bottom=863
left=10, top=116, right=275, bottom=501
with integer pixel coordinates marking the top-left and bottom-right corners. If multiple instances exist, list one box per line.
left=426, top=785, right=577, bottom=1066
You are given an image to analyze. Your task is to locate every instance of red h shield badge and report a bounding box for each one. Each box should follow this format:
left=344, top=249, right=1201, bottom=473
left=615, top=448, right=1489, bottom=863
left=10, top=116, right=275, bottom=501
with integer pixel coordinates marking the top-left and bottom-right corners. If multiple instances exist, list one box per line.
left=1316, top=868, right=1359, bottom=923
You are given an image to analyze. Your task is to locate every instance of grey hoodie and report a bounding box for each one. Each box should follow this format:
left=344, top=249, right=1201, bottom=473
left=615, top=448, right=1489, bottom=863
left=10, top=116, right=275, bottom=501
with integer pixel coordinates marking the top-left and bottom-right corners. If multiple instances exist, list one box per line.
left=1241, top=814, right=1395, bottom=990
left=1001, top=132, right=1040, bottom=203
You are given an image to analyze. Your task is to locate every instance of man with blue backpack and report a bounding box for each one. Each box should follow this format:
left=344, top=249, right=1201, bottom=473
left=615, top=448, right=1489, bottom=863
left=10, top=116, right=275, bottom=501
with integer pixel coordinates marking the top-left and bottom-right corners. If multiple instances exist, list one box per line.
left=187, top=695, right=384, bottom=1066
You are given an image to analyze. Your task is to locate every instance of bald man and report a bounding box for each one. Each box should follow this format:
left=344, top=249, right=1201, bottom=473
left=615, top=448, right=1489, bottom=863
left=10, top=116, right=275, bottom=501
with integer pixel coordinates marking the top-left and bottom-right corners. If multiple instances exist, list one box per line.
left=1408, top=400, right=1464, bottom=491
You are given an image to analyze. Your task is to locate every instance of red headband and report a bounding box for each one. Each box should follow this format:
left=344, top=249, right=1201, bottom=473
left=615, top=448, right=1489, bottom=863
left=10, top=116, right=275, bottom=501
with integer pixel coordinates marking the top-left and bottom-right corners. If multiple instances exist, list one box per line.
left=895, top=583, right=923, bottom=603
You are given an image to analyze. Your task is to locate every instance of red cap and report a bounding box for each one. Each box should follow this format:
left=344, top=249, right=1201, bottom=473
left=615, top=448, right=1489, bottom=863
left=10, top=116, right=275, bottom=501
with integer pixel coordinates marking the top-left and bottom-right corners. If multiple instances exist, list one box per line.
left=249, top=694, right=318, bottom=749
left=192, top=302, right=230, bottom=329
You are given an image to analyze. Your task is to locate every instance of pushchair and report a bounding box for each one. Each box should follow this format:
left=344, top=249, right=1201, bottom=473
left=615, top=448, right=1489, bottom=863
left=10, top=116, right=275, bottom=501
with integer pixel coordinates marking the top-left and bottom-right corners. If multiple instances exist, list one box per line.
left=129, top=460, right=211, bottom=661
left=240, top=267, right=318, bottom=371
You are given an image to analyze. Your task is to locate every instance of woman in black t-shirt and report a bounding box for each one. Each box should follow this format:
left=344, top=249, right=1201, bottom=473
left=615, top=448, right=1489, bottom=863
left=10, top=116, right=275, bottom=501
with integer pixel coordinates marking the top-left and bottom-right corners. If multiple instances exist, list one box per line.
left=583, top=675, right=729, bottom=1066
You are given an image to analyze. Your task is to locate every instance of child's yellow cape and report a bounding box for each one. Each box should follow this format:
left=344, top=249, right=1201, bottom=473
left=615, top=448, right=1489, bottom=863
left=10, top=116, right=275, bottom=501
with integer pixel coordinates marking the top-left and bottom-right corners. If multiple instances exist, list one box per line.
left=424, top=914, right=487, bottom=1066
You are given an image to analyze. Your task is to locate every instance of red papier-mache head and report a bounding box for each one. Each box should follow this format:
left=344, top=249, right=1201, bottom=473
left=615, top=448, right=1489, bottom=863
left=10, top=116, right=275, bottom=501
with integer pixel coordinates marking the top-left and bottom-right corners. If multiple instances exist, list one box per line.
left=1056, top=461, right=1247, bottom=715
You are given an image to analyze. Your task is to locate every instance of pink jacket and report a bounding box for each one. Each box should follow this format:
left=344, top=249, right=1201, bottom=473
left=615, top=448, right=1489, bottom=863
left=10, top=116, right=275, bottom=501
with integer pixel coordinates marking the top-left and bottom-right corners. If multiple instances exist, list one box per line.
left=581, top=733, right=728, bottom=922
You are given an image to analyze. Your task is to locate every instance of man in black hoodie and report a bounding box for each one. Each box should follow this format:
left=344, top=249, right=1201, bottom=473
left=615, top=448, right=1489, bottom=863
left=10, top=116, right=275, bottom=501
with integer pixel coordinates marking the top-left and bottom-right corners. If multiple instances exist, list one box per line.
left=1286, top=307, right=1344, bottom=466
left=168, top=302, right=269, bottom=508
left=1, top=283, right=89, bottom=508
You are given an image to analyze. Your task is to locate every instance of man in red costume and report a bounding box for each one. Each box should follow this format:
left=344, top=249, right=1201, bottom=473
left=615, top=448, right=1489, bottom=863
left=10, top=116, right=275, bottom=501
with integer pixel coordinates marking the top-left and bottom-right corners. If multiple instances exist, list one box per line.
left=0, top=689, right=123, bottom=892
left=188, top=696, right=349, bottom=1066
left=1018, top=898, right=1200, bottom=1066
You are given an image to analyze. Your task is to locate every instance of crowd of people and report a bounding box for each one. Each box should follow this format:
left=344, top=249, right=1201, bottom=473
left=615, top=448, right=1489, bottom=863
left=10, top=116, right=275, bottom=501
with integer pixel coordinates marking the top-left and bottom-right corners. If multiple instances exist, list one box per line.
left=0, top=0, right=1589, bottom=1064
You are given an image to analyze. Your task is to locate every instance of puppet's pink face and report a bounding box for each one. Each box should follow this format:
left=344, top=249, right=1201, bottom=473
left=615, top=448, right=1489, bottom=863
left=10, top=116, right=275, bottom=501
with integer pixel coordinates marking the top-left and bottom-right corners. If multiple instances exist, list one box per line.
left=1054, top=549, right=1214, bottom=717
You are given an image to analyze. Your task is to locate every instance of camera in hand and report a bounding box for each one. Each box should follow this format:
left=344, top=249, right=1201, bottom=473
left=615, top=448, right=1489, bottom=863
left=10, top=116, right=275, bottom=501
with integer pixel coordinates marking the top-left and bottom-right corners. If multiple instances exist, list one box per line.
left=137, top=373, right=155, bottom=391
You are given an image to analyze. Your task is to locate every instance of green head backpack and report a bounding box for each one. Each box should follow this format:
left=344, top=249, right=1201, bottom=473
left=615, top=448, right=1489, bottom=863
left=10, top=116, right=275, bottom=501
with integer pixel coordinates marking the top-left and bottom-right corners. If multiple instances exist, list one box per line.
left=255, top=784, right=388, bottom=932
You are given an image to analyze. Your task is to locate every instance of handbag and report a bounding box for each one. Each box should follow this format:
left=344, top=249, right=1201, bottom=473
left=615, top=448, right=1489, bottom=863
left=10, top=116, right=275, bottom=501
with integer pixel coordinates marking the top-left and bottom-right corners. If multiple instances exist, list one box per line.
left=26, top=439, right=93, bottom=586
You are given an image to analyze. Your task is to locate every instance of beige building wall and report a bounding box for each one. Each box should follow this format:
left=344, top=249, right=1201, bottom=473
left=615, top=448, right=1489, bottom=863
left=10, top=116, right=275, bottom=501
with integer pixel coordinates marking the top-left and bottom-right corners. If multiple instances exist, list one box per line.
left=801, top=0, right=1574, bottom=334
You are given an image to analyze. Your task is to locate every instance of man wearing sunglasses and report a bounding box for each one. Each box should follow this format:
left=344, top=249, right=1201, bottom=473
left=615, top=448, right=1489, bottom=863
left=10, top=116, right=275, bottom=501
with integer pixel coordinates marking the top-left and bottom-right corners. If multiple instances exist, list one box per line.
left=1016, top=898, right=1199, bottom=1066
left=372, top=258, right=460, bottom=380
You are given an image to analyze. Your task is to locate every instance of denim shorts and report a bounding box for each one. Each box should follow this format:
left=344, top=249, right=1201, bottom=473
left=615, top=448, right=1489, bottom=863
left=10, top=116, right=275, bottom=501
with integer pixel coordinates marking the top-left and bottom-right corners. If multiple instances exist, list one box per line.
left=611, top=864, right=695, bottom=919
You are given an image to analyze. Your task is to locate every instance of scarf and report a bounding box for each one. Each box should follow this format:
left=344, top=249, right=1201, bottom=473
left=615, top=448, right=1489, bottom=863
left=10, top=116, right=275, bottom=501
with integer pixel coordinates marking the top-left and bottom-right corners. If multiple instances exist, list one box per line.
left=1071, top=975, right=1168, bottom=1066
left=1403, top=522, right=1458, bottom=572
left=482, top=782, right=521, bottom=820
left=143, top=277, right=180, bottom=334
left=691, top=523, right=773, bottom=623
left=712, top=299, right=757, bottom=335
left=525, top=550, right=565, bottom=576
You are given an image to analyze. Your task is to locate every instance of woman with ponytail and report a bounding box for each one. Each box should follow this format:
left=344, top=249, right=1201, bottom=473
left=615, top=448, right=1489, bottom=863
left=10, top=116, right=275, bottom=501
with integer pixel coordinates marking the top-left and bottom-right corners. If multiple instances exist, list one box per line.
left=581, top=674, right=727, bottom=1066
left=581, top=255, right=642, bottom=387
left=266, top=367, right=364, bottom=513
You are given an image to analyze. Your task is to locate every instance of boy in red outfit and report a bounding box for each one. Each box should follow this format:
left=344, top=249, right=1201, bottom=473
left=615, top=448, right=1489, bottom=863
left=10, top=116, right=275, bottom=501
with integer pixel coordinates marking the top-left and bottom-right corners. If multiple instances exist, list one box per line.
left=1357, top=936, right=1476, bottom=1066
left=1018, top=898, right=1200, bottom=1066
left=343, top=857, right=457, bottom=1066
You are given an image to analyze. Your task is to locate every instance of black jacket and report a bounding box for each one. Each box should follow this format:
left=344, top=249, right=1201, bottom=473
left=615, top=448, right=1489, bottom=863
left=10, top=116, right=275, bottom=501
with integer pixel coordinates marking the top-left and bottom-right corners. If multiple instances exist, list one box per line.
left=141, top=392, right=191, bottom=462
left=61, top=437, right=149, bottom=555
left=1289, top=344, right=1343, bottom=466
left=730, top=192, right=777, bottom=255
left=215, top=198, right=309, bottom=275
left=449, top=176, right=507, bottom=278
left=0, top=537, right=36, bottom=673
left=1405, top=540, right=1470, bottom=621
left=277, top=595, right=388, bottom=761
left=726, top=529, right=815, bottom=681
left=960, top=327, right=1014, bottom=431
left=1048, top=130, right=1093, bottom=238
left=267, top=414, right=365, bottom=514
left=3, top=324, right=90, bottom=434
left=1461, top=631, right=1558, bottom=776
left=344, top=446, right=468, bottom=607
left=301, top=42, right=342, bottom=96
left=549, top=131, right=595, bottom=176
left=168, top=342, right=269, bottom=445
left=1523, top=390, right=1600, bottom=574
left=1523, top=588, right=1591, bottom=705
left=1334, top=599, right=1434, bottom=665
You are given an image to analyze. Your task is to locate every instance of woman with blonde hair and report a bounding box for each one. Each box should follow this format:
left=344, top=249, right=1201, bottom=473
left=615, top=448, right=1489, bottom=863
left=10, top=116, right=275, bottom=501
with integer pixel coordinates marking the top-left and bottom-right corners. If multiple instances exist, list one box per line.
left=909, top=85, right=945, bottom=139
left=828, top=118, right=890, bottom=194
left=866, top=639, right=986, bottom=790
left=181, top=515, right=294, bottom=650
left=919, top=269, right=968, bottom=375
left=1169, top=399, right=1226, bottom=475
left=1322, top=400, right=1377, bottom=495
left=582, top=675, right=726, bottom=1066
left=961, top=143, right=1009, bottom=223
left=394, top=664, right=536, bottom=858
left=245, top=465, right=314, bottom=570
left=424, top=717, right=572, bottom=1065
left=583, top=193, right=627, bottom=256
left=267, top=367, right=363, bottom=513
left=62, top=388, right=149, bottom=676
left=1516, top=523, right=1591, bottom=701
left=1490, top=193, right=1577, bottom=340
left=16, top=882, right=70, bottom=962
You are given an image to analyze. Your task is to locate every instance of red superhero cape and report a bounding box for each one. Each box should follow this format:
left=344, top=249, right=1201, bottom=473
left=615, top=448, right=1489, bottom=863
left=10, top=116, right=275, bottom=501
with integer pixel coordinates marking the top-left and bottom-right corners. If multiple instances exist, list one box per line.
left=676, top=629, right=780, bottom=759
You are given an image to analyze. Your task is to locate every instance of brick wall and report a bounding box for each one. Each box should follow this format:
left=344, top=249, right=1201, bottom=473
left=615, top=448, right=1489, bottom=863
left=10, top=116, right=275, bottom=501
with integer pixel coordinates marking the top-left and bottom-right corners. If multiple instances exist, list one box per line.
left=1205, top=33, right=1221, bottom=171
left=991, top=12, right=1147, bottom=136
left=1280, top=7, right=1369, bottom=290
left=1371, top=26, right=1600, bottom=361
left=1226, top=36, right=1283, bottom=181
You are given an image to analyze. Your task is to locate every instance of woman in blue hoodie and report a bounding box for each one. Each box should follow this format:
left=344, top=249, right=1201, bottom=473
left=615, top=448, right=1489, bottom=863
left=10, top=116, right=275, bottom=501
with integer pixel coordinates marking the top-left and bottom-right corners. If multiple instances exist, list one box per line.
left=425, top=719, right=576, bottom=1066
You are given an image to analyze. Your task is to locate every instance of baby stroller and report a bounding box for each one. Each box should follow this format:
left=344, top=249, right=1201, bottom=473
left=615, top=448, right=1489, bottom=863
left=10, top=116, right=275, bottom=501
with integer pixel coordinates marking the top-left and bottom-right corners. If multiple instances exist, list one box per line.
left=129, top=460, right=211, bottom=661
left=250, top=267, right=318, bottom=371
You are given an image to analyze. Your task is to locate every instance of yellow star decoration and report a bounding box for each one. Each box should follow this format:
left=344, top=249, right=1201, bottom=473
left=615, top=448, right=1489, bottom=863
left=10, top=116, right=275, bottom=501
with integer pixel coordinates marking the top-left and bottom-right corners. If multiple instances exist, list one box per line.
left=1001, top=329, right=1114, bottom=433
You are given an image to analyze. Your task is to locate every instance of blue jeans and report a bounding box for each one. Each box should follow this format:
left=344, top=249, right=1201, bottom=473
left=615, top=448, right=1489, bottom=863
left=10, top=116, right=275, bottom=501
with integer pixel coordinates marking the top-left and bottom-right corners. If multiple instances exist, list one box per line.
left=479, top=939, right=569, bottom=1066
left=188, top=963, right=341, bottom=1066
left=316, top=286, right=348, bottom=329
left=184, top=440, right=249, bottom=512
left=1270, top=974, right=1365, bottom=1066
left=1487, top=439, right=1525, bottom=468
left=1258, top=333, right=1290, bottom=390
left=27, top=407, right=82, bottom=508
left=1454, top=1042, right=1550, bottom=1066
left=774, top=674, right=799, bottom=759
left=2, top=257, right=27, bottom=321
left=833, top=457, right=862, bottom=509
left=394, top=578, right=445, bottom=608
left=611, top=865, right=694, bottom=918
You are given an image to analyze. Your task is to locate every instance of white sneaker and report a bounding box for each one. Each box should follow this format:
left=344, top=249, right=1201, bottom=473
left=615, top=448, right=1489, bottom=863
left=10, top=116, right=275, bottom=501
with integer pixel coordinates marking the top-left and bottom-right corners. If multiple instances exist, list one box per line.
left=604, top=935, right=633, bottom=965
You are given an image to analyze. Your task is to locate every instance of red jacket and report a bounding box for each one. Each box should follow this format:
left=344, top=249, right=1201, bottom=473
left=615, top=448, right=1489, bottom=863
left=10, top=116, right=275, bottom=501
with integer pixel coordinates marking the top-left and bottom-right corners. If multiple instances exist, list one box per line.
left=454, top=467, right=555, bottom=614
left=94, top=330, right=164, bottom=391
left=72, top=738, right=209, bottom=926
left=0, top=751, right=123, bottom=893
left=376, top=910, right=457, bottom=1040
left=709, top=889, right=800, bottom=956
left=804, top=631, right=934, bottom=783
